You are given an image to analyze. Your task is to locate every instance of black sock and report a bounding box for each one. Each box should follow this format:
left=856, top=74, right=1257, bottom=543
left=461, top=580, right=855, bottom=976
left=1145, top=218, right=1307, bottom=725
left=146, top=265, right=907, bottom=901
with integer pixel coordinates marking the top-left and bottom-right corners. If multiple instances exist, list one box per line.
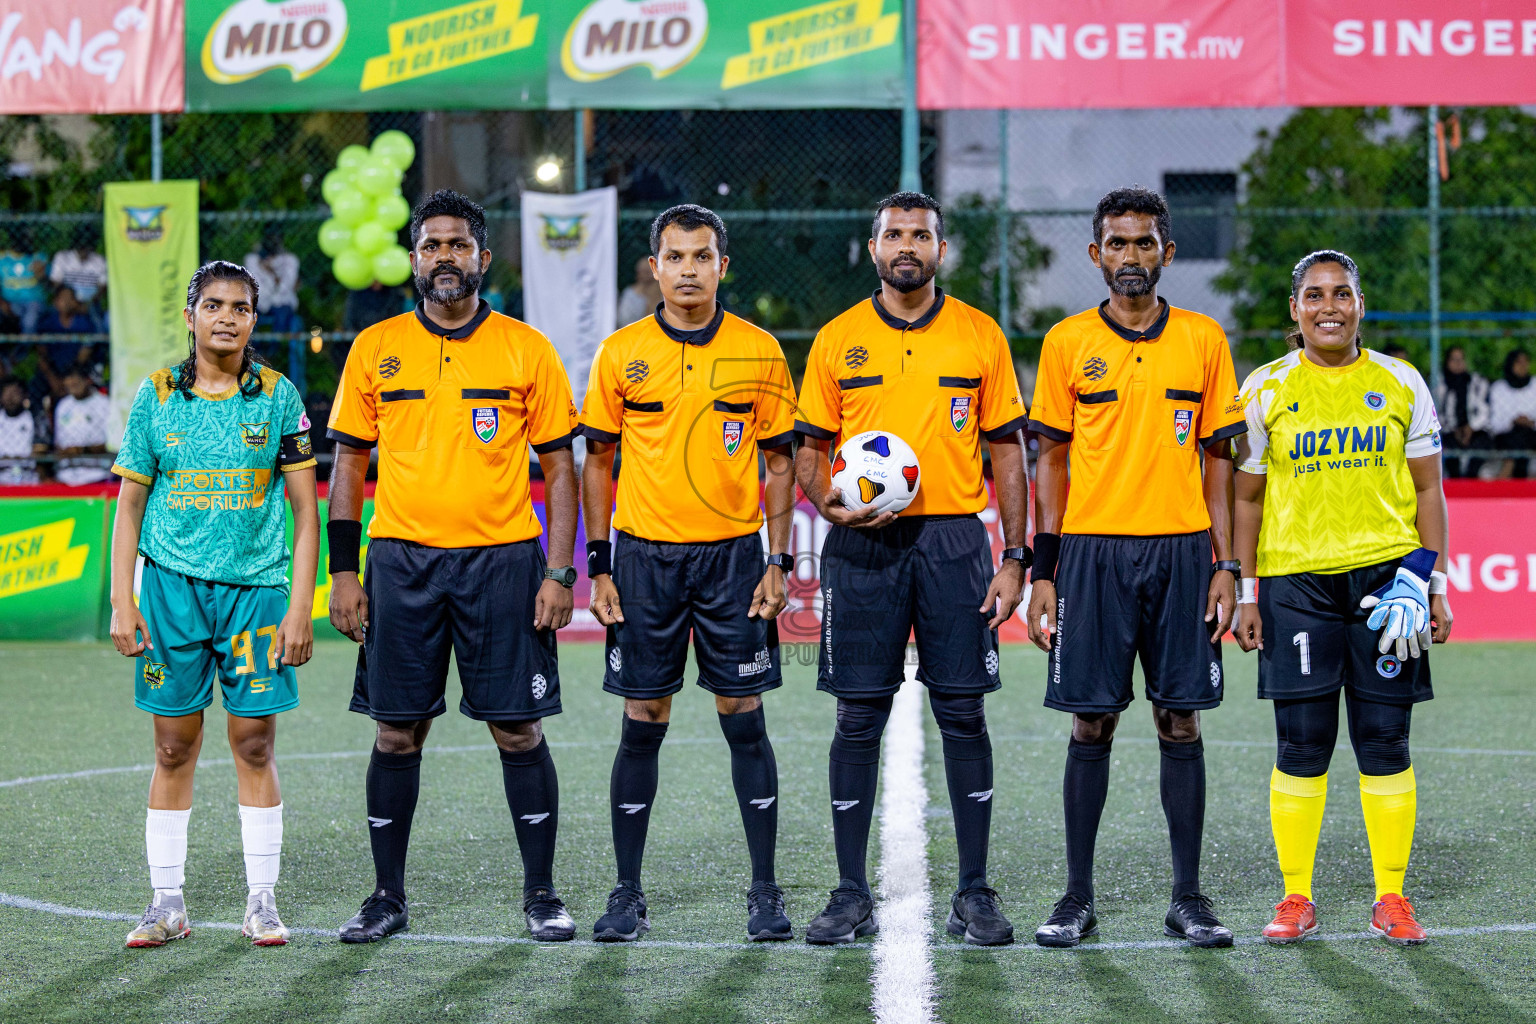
left=500, top=739, right=559, bottom=894
left=828, top=698, right=889, bottom=892
left=941, top=731, right=993, bottom=890
left=1063, top=738, right=1111, bottom=900
left=1159, top=737, right=1206, bottom=899
left=610, top=717, right=668, bottom=886
left=366, top=747, right=421, bottom=896
left=719, top=707, right=778, bottom=884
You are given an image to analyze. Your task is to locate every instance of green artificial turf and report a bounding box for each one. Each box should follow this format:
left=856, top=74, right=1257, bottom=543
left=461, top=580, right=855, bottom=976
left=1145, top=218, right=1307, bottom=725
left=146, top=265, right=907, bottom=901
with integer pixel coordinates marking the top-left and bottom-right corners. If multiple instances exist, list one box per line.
left=1, top=640, right=1532, bottom=1023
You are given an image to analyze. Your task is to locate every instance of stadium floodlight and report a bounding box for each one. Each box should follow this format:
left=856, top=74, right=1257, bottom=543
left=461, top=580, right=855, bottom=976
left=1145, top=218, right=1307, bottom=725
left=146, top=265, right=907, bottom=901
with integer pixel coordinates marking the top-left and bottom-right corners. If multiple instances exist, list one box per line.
left=534, top=157, right=562, bottom=185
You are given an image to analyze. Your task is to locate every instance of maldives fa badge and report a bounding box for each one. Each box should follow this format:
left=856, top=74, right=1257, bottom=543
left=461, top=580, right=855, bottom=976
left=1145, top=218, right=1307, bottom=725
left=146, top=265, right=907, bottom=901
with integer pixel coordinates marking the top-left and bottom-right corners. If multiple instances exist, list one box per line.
left=722, top=419, right=744, bottom=457
left=951, top=396, right=971, bottom=432
left=473, top=407, right=499, bottom=443
left=1173, top=408, right=1193, bottom=446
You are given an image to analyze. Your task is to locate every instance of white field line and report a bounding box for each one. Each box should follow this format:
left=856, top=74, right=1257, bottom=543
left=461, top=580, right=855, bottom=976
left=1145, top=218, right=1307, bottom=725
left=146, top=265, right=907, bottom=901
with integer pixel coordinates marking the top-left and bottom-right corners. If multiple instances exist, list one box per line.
left=3, top=890, right=1533, bottom=954
left=870, top=661, right=937, bottom=1024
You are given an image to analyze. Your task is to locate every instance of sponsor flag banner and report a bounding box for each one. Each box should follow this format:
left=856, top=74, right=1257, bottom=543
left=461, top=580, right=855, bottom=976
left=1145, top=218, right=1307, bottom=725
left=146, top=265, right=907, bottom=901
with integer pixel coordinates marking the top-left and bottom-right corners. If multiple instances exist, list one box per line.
left=520, top=186, right=617, bottom=411
left=103, top=180, right=200, bottom=449
left=1284, top=0, right=1536, bottom=106
left=917, top=0, right=1279, bottom=109
left=187, top=0, right=903, bottom=110
left=0, top=0, right=183, bottom=113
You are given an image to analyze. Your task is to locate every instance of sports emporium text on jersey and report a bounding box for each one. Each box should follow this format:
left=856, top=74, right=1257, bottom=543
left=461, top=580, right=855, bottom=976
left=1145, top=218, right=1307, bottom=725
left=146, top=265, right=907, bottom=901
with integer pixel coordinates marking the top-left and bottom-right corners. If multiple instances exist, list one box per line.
left=163, top=468, right=273, bottom=511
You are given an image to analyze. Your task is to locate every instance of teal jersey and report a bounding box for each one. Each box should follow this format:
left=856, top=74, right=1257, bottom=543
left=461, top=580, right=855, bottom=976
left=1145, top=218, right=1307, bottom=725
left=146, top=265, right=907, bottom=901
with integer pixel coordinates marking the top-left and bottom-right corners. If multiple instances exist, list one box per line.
left=112, top=365, right=317, bottom=588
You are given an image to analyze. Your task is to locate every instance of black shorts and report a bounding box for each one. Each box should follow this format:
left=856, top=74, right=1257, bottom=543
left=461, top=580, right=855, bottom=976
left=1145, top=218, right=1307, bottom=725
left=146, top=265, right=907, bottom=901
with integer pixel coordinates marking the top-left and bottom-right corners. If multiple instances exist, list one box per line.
left=817, top=515, right=999, bottom=699
left=1257, top=558, right=1433, bottom=704
left=350, top=537, right=561, bottom=722
left=603, top=531, right=782, bottom=700
left=1045, top=532, right=1223, bottom=714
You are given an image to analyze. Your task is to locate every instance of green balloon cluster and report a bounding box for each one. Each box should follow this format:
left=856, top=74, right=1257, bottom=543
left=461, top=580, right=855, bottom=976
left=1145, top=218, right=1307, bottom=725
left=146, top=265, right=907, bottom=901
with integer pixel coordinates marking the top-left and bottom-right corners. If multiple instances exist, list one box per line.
left=318, top=130, right=417, bottom=291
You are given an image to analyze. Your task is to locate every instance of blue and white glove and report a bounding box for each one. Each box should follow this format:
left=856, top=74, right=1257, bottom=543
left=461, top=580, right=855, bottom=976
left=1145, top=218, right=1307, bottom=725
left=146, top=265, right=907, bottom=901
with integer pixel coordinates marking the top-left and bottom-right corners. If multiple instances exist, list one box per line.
left=1359, top=548, right=1437, bottom=659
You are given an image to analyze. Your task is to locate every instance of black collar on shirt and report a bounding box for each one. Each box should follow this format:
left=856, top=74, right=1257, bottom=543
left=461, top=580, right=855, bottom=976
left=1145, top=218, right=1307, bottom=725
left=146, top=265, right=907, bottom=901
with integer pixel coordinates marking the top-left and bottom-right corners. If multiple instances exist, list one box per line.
left=1097, top=297, right=1170, bottom=341
left=871, top=287, right=945, bottom=331
left=415, top=299, right=492, bottom=340
left=653, top=301, right=724, bottom=346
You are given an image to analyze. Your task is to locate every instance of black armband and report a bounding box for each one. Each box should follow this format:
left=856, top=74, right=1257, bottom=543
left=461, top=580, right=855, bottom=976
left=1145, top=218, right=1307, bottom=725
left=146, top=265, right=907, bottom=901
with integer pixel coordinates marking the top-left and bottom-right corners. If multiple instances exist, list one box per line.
left=587, top=539, right=612, bottom=578
left=1031, top=532, right=1061, bottom=582
left=328, top=519, right=363, bottom=575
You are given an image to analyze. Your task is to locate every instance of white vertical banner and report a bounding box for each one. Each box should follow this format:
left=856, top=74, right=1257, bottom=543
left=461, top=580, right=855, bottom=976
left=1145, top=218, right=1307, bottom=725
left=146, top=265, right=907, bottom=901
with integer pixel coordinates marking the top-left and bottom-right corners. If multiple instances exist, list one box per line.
left=520, top=186, right=618, bottom=410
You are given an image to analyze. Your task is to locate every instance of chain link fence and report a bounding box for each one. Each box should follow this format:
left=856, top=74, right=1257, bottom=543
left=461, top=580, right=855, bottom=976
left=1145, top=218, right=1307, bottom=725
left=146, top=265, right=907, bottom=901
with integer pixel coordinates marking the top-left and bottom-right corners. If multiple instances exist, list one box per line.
left=3, top=105, right=1534, bottom=479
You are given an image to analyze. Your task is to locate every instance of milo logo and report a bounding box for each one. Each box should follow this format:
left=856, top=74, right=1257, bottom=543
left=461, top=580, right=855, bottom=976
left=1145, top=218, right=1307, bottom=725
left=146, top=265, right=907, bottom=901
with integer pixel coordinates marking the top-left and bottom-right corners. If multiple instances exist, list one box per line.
left=562, top=0, right=708, bottom=82
left=202, top=0, right=349, bottom=84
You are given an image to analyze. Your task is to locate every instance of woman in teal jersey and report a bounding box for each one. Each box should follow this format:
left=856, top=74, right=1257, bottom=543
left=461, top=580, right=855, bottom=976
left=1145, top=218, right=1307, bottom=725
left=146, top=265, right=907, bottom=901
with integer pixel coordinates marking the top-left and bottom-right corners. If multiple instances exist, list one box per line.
left=108, top=261, right=319, bottom=949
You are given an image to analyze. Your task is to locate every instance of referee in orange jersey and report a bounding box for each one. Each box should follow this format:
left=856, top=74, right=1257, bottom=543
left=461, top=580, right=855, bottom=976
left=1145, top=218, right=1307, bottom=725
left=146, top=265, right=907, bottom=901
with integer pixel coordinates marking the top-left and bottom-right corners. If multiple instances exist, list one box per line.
left=1025, top=187, right=1245, bottom=949
left=325, top=191, right=580, bottom=944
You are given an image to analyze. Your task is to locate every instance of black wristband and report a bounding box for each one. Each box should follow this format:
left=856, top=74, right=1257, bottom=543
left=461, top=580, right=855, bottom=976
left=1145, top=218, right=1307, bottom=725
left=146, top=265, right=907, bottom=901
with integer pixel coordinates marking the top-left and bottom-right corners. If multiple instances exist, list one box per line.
left=1031, top=532, right=1061, bottom=582
left=587, top=539, right=612, bottom=578
left=327, top=519, right=363, bottom=575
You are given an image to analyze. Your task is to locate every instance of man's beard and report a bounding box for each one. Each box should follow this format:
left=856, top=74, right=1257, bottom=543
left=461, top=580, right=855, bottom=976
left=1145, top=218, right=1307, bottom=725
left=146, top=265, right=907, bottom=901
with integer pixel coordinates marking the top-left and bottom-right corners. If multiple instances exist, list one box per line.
left=415, top=264, right=482, bottom=305
left=876, top=254, right=938, bottom=294
left=1103, top=263, right=1160, bottom=298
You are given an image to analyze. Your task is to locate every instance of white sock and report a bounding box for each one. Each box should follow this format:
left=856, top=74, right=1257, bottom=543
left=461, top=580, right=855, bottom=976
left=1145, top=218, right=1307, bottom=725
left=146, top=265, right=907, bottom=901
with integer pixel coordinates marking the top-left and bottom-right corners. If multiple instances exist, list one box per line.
left=146, top=807, right=191, bottom=896
left=239, top=803, right=283, bottom=896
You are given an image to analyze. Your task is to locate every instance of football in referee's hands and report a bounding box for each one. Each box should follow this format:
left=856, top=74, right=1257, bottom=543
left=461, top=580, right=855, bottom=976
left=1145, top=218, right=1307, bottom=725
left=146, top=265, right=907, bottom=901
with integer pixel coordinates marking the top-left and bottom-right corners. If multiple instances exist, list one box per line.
left=830, top=430, right=921, bottom=515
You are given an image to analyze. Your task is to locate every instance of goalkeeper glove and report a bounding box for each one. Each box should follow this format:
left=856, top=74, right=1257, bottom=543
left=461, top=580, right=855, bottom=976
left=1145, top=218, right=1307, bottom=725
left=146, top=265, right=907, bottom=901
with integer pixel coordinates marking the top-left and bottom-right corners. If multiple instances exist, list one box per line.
left=1359, top=548, right=1437, bottom=660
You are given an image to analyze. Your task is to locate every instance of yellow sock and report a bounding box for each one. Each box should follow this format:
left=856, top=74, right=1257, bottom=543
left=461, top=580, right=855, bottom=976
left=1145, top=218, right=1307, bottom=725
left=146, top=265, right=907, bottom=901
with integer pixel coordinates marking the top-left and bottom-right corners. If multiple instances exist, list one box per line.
left=1360, top=766, right=1416, bottom=900
left=1269, top=767, right=1328, bottom=900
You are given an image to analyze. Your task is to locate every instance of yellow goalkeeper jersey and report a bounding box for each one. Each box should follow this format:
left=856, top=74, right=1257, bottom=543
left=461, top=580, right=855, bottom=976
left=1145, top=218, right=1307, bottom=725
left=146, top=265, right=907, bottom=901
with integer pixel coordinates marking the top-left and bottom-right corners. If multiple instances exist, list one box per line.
left=1235, top=348, right=1441, bottom=577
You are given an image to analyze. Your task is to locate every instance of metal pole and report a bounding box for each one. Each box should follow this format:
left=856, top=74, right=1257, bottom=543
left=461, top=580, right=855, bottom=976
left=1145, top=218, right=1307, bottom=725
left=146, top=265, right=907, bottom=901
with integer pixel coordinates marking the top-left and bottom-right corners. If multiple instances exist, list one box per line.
left=150, top=113, right=162, bottom=182
left=899, top=0, right=920, bottom=192
left=997, top=109, right=1011, bottom=339
left=1427, top=105, right=1442, bottom=393
left=573, top=108, right=586, bottom=193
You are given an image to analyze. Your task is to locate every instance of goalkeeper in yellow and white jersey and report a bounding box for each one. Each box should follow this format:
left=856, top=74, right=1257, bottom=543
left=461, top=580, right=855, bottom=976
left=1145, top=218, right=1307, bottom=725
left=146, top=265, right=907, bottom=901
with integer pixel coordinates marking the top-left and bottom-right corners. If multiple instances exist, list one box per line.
left=1232, top=250, right=1453, bottom=948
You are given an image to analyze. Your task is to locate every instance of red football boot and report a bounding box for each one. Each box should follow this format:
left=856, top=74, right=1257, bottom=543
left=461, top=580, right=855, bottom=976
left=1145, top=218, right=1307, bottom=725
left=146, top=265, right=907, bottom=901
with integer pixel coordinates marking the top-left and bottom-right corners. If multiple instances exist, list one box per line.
left=1261, top=894, right=1319, bottom=944
left=1370, top=893, right=1428, bottom=946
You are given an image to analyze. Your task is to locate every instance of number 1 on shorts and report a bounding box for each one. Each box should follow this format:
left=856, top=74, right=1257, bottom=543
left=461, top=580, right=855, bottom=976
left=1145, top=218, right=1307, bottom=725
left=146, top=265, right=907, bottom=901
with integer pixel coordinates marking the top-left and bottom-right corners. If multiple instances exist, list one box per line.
left=1292, top=631, right=1311, bottom=676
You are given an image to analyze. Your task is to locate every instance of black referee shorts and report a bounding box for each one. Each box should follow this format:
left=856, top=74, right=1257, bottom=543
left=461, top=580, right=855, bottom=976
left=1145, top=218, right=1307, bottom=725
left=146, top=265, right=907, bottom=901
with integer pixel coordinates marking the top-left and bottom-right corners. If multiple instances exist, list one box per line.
left=350, top=537, right=561, bottom=723
left=1044, top=531, right=1223, bottom=714
left=602, top=531, right=782, bottom=700
left=817, top=515, right=1000, bottom=699
left=1257, top=557, right=1433, bottom=704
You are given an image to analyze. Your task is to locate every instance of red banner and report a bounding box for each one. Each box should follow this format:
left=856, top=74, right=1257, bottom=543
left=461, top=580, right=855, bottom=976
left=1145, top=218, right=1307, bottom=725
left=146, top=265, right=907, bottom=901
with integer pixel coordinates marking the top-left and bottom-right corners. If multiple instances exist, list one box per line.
left=1285, top=0, right=1536, bottom=106
left=0, top=0, right=182, bottom=114
left=919, top=0, right=1536, bottom=108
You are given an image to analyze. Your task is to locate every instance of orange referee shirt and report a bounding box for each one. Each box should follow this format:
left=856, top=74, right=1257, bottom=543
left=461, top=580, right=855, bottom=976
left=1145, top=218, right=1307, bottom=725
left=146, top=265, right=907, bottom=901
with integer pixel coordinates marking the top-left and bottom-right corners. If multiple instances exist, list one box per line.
left=327, top=301, right=577, bottom=548
left=577, top=304, right=796, bottom=544
left=796, top=289, right=1026, bottom=517
left=1027, top=300, right=1245, bottom=536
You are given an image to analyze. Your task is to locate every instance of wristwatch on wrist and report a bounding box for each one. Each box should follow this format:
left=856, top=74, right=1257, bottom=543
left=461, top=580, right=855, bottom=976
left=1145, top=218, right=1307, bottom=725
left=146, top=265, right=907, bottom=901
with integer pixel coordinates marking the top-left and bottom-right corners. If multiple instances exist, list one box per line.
left=543, top=565, right=578, bottom=589
left=765, top=553, right=793, bottom=572
left=1002, top=547, right=1033, bottom=569
left=1213, top=559, right=1242, bottom=575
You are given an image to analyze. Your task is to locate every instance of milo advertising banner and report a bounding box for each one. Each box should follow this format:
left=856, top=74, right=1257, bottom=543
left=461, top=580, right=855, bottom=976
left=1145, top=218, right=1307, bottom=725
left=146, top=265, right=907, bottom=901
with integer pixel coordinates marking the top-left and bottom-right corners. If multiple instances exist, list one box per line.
left=185, top=0, right=903, bottom=110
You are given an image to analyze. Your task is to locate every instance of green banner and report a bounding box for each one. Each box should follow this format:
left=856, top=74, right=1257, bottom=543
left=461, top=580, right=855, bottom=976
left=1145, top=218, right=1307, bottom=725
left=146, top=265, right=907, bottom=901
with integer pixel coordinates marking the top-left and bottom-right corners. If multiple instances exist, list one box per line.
left=0, top=499, right=110, bottom=641
left=103, top=180, right=201, bottom=450
left=185, top=0, right=902, bottom=111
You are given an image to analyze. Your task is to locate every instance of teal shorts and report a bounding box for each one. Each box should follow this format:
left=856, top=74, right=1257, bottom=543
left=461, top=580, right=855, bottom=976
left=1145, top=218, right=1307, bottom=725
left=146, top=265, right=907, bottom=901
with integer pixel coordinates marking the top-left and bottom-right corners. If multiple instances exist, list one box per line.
left=135, top=559, right=300, bottom=718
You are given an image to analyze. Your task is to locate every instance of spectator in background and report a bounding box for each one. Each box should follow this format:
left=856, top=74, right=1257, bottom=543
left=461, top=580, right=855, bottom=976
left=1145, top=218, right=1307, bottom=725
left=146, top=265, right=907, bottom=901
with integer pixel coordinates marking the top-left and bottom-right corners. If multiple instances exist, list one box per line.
left=0, top=376, right=42, bottom=485
left=1489, top=348, right=1536, bottom=479
left=1435, top=346, right=1492, bottom=479
left=50, top=239, right=108, bottom=308
left=0, top=297, right=20, bottom=334
left=1, top=240, right=48, bottom=333
left=1382, top=343, right=1411, bottom=363
left=52, top=366, right=111, bottom=486
left=344, top=281, right=403, bottom=333
left=34, top=286, right=105, bottom=400
left=246, top=233, right=302, bottom=336
left=616, top=255, right=662, bottom=326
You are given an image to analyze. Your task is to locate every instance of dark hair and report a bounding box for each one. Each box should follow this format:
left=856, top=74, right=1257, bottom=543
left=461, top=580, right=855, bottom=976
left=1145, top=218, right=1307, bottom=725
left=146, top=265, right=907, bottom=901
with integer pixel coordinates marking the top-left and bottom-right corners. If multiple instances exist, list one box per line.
left=649, top=204, right=728, bottom=257
left=0, top=375, right=23, bottom=392
left=871, top=191, right=944, bottom=242
left=1093, top=186, right=1171, bottom=245
left=410, top=189, right=487, bottom=250
left=1506, top=348, right=1531, bottom=376
left=175, top=260, right=268, bottom=402
left=1286, top=249, right=1363, bottom=352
